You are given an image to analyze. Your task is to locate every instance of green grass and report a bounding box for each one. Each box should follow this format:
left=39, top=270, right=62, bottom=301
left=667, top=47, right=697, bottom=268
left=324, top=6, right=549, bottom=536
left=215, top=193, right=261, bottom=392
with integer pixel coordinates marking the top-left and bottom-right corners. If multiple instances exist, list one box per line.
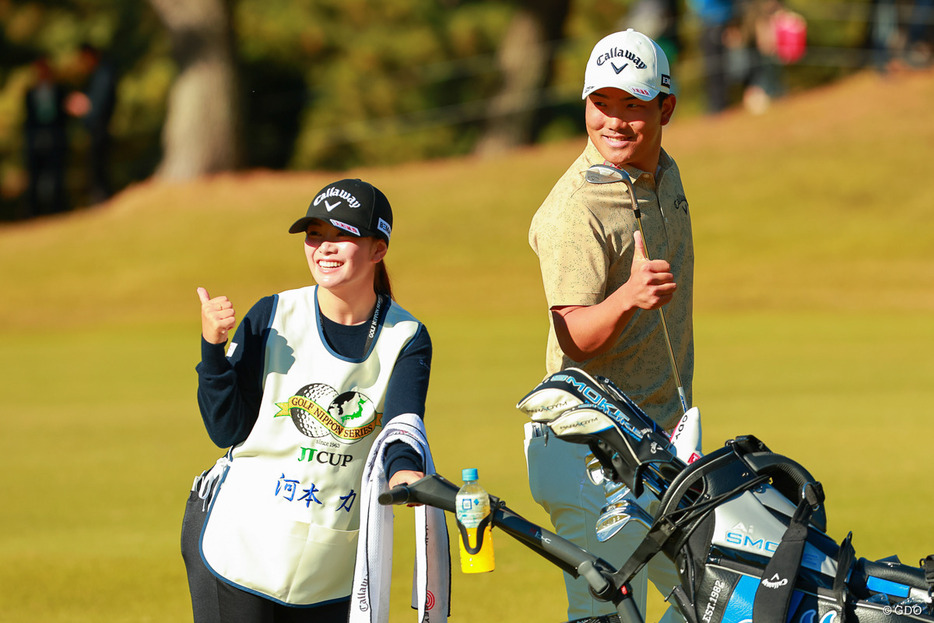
left=1, top=69, right=933, bottom=622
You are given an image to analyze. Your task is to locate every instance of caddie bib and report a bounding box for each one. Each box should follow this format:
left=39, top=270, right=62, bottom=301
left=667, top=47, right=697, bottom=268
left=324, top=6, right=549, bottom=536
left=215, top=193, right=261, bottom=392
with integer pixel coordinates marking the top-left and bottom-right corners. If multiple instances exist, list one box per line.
left=201, top=286, right=420, bottom=606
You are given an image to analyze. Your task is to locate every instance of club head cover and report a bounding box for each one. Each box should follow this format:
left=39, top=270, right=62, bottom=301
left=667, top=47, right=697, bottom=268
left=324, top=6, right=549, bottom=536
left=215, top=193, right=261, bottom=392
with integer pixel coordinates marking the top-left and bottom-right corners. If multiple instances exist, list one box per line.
left=520, top=368, right=686, bottom=496
left=548, top=404, right=682, bottom=497
left=669, top=406, right=703, bottom=464
left=516, top=371, right=588, bottom=422
left=517, top=368, right=657, bottom=429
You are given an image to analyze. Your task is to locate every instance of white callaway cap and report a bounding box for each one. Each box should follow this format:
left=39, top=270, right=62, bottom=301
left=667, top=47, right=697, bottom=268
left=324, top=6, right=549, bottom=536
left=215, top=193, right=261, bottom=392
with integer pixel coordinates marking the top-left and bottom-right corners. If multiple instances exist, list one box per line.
left=581, top=28, right=671, bottom=102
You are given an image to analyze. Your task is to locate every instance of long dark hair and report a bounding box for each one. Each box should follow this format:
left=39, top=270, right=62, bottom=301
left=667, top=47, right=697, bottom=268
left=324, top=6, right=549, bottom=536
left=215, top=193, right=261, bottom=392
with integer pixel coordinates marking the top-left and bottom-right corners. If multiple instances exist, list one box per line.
left=374, top=261, right=393, bottom=300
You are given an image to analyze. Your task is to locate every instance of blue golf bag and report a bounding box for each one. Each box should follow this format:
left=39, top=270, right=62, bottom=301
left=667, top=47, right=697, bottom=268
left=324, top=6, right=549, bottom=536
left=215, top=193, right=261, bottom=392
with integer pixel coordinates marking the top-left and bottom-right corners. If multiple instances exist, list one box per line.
left=516, top=368, right=934, bottom=623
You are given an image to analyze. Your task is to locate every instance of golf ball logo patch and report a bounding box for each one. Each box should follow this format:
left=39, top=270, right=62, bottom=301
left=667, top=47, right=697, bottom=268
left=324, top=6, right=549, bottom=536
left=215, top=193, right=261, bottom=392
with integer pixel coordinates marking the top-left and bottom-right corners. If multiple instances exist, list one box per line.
left=275, top=383, right=381, bottom=442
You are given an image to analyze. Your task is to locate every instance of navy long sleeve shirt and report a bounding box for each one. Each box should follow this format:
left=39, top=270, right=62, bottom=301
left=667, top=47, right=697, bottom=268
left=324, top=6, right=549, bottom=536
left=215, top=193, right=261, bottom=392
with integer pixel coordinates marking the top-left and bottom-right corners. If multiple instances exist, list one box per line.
left=196, top=295, right=431, bottom=477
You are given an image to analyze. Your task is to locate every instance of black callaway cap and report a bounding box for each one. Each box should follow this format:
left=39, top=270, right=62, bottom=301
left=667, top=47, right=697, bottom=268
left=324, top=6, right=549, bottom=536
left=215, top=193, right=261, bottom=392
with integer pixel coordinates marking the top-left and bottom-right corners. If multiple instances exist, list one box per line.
left=289, top=178, right=393, bottom=243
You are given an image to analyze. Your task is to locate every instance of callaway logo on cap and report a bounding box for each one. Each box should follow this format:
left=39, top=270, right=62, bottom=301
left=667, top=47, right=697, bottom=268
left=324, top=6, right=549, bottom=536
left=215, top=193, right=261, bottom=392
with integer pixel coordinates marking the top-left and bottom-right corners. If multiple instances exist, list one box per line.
left=289, top=178, right=393, bottom=243
left=581, top=29, right=672, bottom=102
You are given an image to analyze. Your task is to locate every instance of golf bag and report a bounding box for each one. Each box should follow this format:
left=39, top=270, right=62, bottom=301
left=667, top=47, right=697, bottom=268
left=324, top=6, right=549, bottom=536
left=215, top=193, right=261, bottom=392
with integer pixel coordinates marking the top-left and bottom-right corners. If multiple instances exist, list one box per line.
left=517, top=368, right=934, bottom=623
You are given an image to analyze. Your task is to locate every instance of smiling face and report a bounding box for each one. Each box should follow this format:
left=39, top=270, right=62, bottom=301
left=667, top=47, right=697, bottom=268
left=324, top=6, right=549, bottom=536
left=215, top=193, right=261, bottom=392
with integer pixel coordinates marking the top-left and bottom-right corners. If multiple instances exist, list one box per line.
left=585, top=87, right=676, bottom=172
left=303, top=220, right=387, bottom=297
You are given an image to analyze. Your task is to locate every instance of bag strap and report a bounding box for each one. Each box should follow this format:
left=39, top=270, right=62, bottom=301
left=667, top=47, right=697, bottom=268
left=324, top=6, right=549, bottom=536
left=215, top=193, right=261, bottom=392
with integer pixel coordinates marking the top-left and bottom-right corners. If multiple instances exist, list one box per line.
left=615, top=516, right=679, bottom=585
left=616, top=473, right=771, bottom=587
left=923, top=554, right=934, bottom=592
left=752, top=481, right=824, bottom=623
left=832, top=532, right=856, bottom=623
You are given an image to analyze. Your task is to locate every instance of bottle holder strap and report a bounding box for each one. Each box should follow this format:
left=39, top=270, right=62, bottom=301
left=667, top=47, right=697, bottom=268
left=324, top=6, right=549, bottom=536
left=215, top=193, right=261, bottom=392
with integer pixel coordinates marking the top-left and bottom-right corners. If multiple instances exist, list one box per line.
left=457, top=514, right=493, bottom=555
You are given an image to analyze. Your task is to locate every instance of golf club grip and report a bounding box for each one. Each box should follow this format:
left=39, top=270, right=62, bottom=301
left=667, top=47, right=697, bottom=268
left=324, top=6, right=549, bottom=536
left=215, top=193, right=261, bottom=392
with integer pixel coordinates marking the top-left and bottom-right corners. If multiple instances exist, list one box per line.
left=378, top=485, right=411, bottom=505
left=377, top=474, right=460, bottom=512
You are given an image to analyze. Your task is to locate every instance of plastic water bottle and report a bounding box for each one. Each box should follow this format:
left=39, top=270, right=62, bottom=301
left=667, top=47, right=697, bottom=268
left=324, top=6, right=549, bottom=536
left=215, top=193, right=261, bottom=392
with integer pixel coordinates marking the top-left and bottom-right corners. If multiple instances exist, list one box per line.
left=454, top=468, right=495, bottom=573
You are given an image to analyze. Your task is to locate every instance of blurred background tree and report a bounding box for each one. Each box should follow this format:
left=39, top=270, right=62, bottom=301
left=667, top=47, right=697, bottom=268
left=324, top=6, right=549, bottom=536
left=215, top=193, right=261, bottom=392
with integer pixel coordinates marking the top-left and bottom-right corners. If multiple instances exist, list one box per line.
left=0, top=0, right=919, bottom=219
left=473, top=0, right=572, bottom=156
left=149, top=0, right=242, bottom=180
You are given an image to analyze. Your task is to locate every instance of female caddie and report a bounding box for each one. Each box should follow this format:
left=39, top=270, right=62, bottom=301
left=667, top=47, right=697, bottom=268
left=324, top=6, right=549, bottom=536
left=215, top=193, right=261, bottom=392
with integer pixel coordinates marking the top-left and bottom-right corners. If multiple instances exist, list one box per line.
left=181, top=178, right=432, bottom=623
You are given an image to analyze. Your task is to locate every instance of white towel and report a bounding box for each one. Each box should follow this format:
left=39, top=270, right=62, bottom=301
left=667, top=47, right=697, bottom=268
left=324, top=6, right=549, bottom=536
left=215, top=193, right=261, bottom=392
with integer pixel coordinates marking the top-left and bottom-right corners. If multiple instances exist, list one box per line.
left=350, top=414, right=450, bottom=623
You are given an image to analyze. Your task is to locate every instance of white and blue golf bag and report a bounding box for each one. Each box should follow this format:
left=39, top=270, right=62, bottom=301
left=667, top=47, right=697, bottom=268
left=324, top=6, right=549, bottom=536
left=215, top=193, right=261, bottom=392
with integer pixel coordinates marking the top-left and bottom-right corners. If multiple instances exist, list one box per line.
left=517, top=368, right=934, bottom=623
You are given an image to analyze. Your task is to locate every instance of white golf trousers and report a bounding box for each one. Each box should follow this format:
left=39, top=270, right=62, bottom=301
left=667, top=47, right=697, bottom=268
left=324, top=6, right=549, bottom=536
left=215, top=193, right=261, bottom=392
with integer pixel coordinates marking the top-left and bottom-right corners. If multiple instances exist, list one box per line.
left=524, top=423, right=685, bottom=622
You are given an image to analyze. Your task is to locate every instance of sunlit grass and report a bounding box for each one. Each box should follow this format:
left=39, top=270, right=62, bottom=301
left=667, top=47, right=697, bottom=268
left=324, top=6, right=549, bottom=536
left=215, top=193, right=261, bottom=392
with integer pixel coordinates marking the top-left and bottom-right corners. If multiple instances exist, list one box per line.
left=0, top=69, right=932, bottom=622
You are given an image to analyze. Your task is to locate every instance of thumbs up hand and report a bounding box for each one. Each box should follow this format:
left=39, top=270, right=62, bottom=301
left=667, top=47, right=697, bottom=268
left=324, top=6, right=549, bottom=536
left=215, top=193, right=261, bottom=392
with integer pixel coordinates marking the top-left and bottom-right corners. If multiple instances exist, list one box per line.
left=625, top=230, right=677, bottom=311
left=197, top=287, right=236, bottom=344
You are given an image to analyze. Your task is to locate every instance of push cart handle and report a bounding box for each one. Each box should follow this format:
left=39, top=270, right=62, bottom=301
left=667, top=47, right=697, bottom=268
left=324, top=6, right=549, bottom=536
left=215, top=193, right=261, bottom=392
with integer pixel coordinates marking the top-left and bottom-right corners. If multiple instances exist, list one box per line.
left=379, top=474, right=459, bottom=513
left=379, top=474, right=644, bottom=621
left=378, top=485, right=412, bottom=506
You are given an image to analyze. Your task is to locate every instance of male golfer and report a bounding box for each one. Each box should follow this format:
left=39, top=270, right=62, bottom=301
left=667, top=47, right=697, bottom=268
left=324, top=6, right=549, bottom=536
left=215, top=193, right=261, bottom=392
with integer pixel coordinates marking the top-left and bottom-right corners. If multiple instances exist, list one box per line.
left=526, top=29, right=693, bottom=623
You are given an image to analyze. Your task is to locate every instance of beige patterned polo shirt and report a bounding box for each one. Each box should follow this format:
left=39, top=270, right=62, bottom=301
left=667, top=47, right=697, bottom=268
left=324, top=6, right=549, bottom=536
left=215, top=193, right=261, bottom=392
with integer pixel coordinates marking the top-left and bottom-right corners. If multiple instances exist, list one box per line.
left=529, top=138, right=694, bottom=430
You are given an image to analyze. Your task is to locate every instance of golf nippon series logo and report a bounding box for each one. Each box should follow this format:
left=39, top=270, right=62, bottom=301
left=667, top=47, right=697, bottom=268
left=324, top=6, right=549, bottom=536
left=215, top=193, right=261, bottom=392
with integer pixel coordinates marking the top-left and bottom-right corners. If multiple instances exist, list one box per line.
left=275, top=383, right=381, bottom=443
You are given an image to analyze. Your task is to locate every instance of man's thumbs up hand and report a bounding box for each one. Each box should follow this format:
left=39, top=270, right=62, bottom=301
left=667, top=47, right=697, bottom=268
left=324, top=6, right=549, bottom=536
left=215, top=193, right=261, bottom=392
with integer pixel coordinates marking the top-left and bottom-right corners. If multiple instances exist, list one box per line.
left=626, top=231, right=676, bottom=311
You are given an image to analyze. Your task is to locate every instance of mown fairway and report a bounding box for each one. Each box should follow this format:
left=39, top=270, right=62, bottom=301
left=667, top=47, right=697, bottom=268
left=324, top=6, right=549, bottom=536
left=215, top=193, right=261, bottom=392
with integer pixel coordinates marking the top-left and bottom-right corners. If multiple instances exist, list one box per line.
left=1, top=69, right=932, bottom=622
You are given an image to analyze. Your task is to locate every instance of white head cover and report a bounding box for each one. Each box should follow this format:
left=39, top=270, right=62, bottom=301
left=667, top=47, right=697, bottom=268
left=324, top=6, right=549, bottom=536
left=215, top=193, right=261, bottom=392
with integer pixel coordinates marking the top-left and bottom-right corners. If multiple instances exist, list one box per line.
left=581, top=28, right=672, bottom=102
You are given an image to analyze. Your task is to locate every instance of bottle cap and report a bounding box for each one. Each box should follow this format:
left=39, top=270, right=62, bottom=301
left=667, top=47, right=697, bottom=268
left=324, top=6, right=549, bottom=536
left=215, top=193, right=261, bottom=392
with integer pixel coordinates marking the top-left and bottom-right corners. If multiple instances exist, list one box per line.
left=462, top=468, right=478, bottom=482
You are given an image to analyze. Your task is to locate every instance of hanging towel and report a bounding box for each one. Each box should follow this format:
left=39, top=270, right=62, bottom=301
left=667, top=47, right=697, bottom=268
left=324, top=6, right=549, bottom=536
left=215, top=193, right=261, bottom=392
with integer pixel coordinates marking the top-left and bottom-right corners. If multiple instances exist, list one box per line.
left=350, top=413, right=451, bottom=623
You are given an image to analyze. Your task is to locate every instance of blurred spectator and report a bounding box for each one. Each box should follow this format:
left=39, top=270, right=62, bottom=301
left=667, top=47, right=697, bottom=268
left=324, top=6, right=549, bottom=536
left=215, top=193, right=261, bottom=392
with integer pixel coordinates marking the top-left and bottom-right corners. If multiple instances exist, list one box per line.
left=66, top=43, right=117, bottom=204
left=867, top=0, right=901, bottom=70
left=867, top=0, right=933, bottom=70
left=905, top=0, right=933, bottom=66
left=737, top=0, right=806, bottom=114
left=625, top=0, right=683, bottom=66
left=741, top=0, right=781, bottom=113
left=686, top=0, right=737, bottom=113
left=23, top=55, right=70, bottom=217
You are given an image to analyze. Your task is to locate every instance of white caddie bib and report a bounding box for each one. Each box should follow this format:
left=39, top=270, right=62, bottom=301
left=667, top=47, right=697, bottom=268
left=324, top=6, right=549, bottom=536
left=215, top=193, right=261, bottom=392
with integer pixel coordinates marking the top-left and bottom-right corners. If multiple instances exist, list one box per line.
left=201, top=286, right=420, bottom=606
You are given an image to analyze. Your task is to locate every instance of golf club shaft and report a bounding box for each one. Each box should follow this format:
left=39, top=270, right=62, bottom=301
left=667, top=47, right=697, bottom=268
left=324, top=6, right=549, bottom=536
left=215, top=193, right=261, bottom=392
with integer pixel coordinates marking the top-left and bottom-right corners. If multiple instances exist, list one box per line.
left=657, top=307, right=688, bottom=413
left=584, top=164, right=690, bottom=415
left=627, top=181, right=689, bottom=415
